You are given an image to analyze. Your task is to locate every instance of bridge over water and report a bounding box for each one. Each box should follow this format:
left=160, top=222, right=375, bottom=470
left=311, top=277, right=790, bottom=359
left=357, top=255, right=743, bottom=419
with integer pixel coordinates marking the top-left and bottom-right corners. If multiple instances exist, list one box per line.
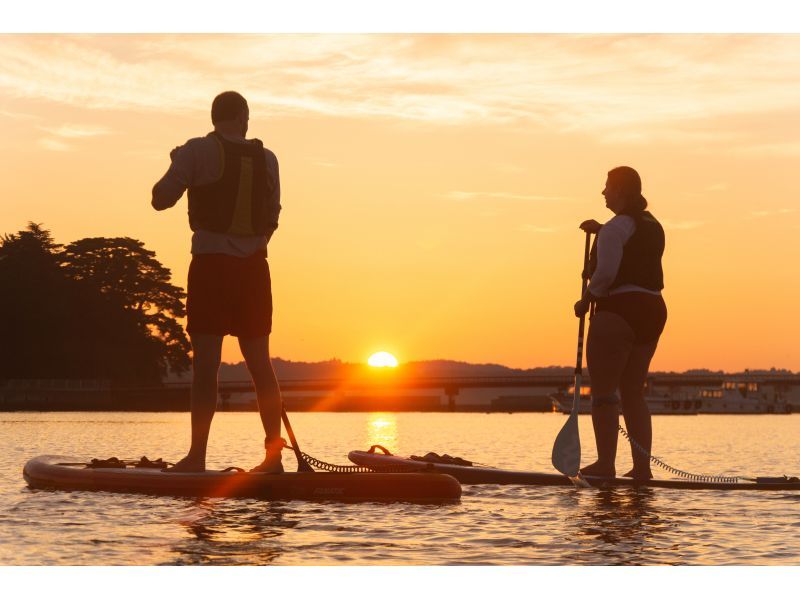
left=3, top=373, right=798, bottom=411
left=162, top=373, right=800, bottom=394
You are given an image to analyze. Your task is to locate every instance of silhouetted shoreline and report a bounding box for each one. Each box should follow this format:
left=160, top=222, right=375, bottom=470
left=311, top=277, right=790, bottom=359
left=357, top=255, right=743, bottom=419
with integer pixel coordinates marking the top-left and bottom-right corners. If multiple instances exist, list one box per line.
left=2, top=366, right=798, bottom=412
left=175, top=357, right=795, bottom=383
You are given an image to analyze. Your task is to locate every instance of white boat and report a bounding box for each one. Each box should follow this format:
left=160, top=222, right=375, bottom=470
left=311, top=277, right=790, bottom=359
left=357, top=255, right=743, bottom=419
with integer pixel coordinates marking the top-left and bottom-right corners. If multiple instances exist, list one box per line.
left=551, top=390, right=700, bottom=415
left=698, top=381, right=791, bottom=414
left=552, top=380, right=794, bottom=415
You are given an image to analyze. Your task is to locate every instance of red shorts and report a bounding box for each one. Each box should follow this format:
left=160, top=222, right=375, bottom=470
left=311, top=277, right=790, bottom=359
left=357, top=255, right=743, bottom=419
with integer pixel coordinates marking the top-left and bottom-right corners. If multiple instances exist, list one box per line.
left=186, top=253, right=272, bottom=338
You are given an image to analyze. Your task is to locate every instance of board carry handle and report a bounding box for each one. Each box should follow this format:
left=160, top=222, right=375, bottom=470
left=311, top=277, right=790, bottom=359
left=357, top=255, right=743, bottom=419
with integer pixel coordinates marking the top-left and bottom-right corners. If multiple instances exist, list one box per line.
left=367, top=445, right=393, bottom=455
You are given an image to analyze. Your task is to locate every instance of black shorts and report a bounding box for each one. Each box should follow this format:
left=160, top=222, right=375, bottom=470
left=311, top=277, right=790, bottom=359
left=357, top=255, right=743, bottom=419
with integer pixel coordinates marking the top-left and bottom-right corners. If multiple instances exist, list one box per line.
left=593, top=292, right=667, bottom=345
left=186, top=253, right=272, bottom=338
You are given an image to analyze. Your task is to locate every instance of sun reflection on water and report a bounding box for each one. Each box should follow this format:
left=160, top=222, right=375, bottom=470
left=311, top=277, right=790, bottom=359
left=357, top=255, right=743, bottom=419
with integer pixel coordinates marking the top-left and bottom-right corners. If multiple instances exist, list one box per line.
left=366, top=413, right=399, bottom=453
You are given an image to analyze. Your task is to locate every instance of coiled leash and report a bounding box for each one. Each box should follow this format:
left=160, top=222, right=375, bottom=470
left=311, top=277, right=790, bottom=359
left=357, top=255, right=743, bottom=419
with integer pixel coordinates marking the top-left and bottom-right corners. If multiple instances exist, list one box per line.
left=619, top=425, right=799, bottom=484
left=277, top=407, right=423, bottom=473
left=617, top=425, right=740, bottom=484
left=294, top=449, right=422, bottom=473
left=362, top=441, right=798, bottom=485
left=276, top=443, right=423, bottom=473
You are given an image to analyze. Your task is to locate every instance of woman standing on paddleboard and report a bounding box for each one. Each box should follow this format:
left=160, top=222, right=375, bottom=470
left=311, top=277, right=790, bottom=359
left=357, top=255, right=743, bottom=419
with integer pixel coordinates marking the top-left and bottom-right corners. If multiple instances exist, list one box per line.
left=574, top=166, right=667, bottom=480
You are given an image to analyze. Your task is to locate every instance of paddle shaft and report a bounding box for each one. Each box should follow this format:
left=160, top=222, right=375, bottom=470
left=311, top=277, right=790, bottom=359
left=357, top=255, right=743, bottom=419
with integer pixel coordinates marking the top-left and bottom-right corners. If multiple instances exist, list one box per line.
left=550, top=230, right=594, bottom=485
left=281, top=406, right=315, bottom=472
left=572, top=231, right=592, bottom=408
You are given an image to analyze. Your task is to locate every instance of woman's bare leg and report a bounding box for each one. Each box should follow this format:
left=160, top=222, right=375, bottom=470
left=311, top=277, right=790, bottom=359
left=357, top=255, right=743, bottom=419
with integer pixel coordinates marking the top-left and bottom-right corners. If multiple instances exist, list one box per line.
left=619, top=340, right=659, bottom=479
left=581, top=311, right=635, bottom=477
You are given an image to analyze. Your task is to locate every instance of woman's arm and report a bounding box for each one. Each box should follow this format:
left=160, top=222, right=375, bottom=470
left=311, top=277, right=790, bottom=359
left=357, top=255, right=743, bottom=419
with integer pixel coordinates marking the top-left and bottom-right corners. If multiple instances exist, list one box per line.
left=574, top=216, right=635, bottom=316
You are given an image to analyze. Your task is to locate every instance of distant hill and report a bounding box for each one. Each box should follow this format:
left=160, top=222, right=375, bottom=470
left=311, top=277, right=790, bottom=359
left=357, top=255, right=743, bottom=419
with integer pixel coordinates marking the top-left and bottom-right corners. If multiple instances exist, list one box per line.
left=164, top=359, right=795, bottom=383
left=397, top=360, right=573, bottom=378
left=166, top=359, right=573, bottom=383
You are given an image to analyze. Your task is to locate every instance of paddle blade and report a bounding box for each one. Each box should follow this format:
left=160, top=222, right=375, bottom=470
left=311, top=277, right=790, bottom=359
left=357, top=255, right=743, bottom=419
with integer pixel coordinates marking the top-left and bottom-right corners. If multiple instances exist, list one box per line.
left=571, top=472, right=592, bottom=488
left=551, top=412, right=581, bottom=477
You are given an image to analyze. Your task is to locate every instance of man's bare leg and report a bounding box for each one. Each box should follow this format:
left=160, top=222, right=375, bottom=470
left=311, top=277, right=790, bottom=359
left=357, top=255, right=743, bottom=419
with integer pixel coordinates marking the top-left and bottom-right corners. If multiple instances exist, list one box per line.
left=238, top=335, right=283, bottom=472
left=168, top=334, right=223, bottom=472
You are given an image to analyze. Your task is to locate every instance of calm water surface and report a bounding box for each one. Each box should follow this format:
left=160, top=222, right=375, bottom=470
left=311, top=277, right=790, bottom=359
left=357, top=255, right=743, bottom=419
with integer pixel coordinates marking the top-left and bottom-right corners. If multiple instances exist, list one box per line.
left=1, top=412, right=798, bottom=565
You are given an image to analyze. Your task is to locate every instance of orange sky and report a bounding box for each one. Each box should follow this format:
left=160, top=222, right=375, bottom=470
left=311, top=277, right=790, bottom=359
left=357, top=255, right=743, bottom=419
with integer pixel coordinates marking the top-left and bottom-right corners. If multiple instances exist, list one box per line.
left=1, top=34, right=798, bottom=371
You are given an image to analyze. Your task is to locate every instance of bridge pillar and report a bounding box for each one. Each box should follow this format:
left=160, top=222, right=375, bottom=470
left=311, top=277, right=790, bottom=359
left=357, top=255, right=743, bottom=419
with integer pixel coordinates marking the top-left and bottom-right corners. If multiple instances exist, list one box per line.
left=444, top=386, right=459, bottom=412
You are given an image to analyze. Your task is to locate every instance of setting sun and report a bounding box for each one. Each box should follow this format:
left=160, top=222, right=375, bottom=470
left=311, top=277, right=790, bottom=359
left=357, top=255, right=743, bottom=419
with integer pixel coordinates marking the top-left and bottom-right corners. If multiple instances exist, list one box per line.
left=368, top=352, right=399, bottom=368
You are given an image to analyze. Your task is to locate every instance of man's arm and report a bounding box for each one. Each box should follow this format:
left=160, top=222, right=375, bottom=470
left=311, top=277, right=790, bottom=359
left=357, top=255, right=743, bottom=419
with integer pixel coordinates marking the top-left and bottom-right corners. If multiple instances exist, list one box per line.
left=151, top=178, right=183, bottom=211
left=151, top=145, right=192, bottom=211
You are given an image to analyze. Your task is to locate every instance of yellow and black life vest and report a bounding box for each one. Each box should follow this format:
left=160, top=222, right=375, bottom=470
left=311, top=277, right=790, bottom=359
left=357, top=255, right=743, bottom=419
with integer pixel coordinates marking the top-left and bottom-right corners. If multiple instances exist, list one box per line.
left=187, top=132, right=274, bottom=236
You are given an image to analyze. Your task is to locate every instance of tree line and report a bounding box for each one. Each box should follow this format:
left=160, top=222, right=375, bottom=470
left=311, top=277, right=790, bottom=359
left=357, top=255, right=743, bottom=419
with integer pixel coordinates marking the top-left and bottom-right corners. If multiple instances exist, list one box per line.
left=0, top=223, right=190, bottom=384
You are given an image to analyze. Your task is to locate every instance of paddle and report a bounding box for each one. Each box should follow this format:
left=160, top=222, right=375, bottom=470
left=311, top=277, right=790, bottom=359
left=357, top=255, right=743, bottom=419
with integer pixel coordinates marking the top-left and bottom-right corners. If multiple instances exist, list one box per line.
left=281, top=406, right=315, bottom=472
left=551, top=231, right=592, bottom=488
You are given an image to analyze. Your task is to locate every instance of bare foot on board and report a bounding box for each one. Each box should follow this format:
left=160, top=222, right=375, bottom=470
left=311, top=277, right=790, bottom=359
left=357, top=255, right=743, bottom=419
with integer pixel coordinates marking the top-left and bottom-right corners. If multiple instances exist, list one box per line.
left=622, top=468, right=653, bottom=480
left=249, top=455, right=284, bottom=474
left=579, top=461, right=616, bottom=478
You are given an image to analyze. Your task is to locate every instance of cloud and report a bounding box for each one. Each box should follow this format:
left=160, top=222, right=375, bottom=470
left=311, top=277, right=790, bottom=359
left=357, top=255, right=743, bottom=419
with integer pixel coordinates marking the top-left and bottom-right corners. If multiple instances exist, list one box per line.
left=0, top=109, right=37, bottom=120
left=0, top=34, right=798, bottom=142
left=38, top=124, right=110, bottom=138
left=39, top=138, right=71, bottom=151
left=124, top=146, right=171, bottom=161
left=520, top=224, right=557, bottom=233
left=749, top=208, right=797, bottom=218
left=309, top=159, right=337, bottom=168
left=34, top=122, right=110, bottom=151
left=732, top=142, right=800, bottom=158
left=661, top=219, right=704, bottom=230
left=492, top=162, right=525, bottom=174
left=441, top=190, right=567, bottom=202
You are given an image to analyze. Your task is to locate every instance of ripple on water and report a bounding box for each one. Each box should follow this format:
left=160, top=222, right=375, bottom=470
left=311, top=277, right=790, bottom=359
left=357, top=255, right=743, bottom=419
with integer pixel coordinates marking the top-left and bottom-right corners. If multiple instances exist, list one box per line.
left=2, top=412, right=800, bottom=565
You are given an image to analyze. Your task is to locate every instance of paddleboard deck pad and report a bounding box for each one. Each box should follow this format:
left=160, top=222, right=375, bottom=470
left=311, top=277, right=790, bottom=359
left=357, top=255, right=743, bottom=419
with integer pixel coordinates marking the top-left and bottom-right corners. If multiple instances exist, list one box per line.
left=23, top=455, right=461, bottom=503
left=349, top=447, right=800, bottom=491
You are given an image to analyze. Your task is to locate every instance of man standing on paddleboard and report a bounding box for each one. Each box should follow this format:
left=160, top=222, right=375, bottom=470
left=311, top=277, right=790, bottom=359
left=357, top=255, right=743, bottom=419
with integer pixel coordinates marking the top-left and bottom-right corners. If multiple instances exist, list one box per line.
left=574, top=166, right=667, bottom=480
left=151, top=91, right=284, bottom=473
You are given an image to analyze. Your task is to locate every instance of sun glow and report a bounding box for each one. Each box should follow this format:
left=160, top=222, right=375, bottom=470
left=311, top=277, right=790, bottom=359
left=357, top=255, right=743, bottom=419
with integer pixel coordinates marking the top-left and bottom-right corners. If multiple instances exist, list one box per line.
left=3, top=35, right=800, bottom=372
left=368, top=352, right=399, bottom=367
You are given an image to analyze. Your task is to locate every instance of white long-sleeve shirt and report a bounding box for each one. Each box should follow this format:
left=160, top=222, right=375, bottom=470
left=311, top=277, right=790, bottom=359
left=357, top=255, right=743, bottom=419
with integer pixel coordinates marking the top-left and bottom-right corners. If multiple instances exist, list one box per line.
left=155, top=132, right=281, bottom=257
left=588, top=214, right=662, bottom=298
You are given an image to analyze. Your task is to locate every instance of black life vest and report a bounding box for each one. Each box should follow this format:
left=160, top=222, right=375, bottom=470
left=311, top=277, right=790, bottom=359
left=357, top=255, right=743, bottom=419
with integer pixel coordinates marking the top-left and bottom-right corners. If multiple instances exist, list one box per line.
left=187, top=132, right=274, bottom=235
left=610, top=210, right=665, bottom=291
